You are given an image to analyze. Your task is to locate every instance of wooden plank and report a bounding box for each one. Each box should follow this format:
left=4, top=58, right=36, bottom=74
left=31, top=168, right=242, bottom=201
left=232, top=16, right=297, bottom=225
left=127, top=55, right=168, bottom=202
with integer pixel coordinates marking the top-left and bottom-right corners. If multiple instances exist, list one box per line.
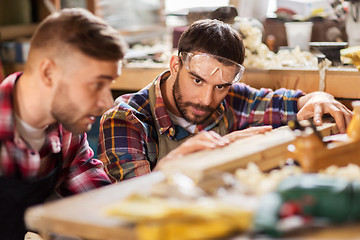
left=159, top=123, right=338, bottom=181
left=159, top=126, right=296, bottom=181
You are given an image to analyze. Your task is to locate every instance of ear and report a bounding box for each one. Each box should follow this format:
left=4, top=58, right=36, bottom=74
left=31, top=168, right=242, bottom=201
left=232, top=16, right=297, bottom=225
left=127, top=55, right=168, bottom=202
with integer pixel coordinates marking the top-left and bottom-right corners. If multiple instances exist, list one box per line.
left=38, top=58, right=56, bottom=87
left=169, top=55, right=181, bottom=75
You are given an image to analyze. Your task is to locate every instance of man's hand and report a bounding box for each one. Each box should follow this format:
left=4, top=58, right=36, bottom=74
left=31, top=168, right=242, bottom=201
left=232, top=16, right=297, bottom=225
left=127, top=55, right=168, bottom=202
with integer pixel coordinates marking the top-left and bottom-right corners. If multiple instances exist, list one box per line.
left=155, top=131, right=229, bottom=170
left=223, top=126, right=273, bottom=142
left=297, top=92, right=353, bottom=133
left=155, top=126, right=274, bottom=171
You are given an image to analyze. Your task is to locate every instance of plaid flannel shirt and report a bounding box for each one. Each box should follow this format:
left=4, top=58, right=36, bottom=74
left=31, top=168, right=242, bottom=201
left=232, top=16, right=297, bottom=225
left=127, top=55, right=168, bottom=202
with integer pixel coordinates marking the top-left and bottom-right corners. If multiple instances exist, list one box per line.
left=98, top=70, right=304, bottom=182
left=0, top=73, right=110, bottom=196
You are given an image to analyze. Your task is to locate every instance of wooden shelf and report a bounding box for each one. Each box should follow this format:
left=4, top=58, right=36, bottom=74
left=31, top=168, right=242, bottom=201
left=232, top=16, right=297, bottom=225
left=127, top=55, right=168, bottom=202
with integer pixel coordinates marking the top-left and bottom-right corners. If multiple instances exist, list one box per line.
left=4, top=62, right=359, bottom=100
left=0, top=24, right=38, bottom=41
left=112, top=66, right=167, bottom=91
left=113, top=66, right=360, bottom=100
left=242, top=67, right=360, bottom=99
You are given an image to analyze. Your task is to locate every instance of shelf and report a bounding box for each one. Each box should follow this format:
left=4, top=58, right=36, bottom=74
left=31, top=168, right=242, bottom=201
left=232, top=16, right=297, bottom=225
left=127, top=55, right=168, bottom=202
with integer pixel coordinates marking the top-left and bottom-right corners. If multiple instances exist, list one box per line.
left=0, top=24, right=38, bottom=41
left=113, top=66, right=360, bottom=100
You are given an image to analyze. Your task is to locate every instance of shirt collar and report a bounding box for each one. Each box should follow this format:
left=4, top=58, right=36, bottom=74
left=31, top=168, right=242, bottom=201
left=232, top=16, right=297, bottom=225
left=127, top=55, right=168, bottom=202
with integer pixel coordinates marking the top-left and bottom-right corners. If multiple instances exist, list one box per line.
left=0, top=72, right=62, bottom=154
left=153, top=71, right=226, bottom=137
left=0, top=72, right=22, bottom=141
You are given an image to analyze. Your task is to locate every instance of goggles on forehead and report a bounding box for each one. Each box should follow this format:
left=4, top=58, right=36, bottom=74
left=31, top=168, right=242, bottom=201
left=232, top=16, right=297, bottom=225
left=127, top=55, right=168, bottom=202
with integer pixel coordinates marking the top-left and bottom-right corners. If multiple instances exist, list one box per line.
left=179, top=52, right=245, bottom=84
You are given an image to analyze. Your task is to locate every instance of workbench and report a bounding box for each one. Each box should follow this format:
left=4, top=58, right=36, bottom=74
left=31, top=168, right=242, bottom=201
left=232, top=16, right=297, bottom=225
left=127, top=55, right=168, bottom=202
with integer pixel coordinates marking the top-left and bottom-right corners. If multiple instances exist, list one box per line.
left=25, top=124, right=360, bottom=240
left=25, top=172, right=360, bottom=240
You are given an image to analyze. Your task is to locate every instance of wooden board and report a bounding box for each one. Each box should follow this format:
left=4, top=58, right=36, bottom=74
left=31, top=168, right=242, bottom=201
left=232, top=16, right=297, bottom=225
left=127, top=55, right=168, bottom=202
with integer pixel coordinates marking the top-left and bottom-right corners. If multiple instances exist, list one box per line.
left=159, top=123, right=338, bottom=182
left=160, top=126, right=295, bottom=181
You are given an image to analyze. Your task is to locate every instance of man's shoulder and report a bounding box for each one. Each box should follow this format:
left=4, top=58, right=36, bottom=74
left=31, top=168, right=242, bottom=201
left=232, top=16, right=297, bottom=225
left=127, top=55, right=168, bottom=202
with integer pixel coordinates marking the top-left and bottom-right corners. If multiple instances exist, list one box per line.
left=226, top=82, right=253, bottom=99
left=115, top=87, right=150, bottom=107
left=103, top=87, right=152, bottom=122
left=0, top=73, right=18, bottom=94
left=229, top=82, right=251, bottom=91
left=0, top=73, right=22, bottom=108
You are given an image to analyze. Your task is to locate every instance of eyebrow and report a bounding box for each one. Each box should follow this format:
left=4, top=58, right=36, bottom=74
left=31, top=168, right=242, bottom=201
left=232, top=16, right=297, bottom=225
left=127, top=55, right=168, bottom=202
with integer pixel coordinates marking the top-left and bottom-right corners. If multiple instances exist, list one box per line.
left=190, top=71, right=207, bottom=82
left=189, top=71, right=232, bottom=87
left=97, top=75, right=119, bottom=81
left=218, top=83, right=232, bottom=88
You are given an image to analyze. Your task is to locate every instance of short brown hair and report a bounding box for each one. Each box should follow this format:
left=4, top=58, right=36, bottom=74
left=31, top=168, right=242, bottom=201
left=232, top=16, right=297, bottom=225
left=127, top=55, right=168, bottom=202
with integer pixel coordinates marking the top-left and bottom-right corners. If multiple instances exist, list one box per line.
left=178, top=19, right=245, bottom=65
left=30, top=8, right=127, bottom=61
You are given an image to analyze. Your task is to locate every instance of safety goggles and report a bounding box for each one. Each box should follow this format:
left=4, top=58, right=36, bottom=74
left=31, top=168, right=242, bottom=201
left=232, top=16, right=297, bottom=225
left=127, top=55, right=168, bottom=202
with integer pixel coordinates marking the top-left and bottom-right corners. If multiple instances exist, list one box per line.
left=179, top=52, right=245, bottom=84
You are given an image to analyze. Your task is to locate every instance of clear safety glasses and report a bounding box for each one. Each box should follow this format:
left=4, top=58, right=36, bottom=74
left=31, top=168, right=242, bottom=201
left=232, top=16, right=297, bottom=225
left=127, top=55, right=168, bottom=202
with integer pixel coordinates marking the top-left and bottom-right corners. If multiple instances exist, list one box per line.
left=179, top=52, right=245, bottom=84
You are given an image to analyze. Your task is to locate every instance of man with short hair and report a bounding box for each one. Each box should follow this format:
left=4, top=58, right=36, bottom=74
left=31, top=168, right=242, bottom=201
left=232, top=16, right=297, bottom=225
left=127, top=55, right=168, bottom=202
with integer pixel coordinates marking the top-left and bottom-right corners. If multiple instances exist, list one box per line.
left=0, top=8, right=127, bottom=238
left=98, top=19, right=352, bottom=182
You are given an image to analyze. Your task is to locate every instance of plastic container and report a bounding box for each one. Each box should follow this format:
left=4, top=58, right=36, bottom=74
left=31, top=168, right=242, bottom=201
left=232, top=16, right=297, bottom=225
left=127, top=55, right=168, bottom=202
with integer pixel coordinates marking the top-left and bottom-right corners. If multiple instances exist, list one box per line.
left=285, top=22, right=313, bottom=51
left=345, top=2, right=360, bottom=47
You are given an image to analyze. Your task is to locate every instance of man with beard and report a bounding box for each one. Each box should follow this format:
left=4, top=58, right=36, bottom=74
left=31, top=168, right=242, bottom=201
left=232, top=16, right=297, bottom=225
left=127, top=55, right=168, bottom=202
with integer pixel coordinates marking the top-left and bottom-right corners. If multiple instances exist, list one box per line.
left=0, top=8, right=126, bottom=239
left=98, top=19, right=352, bottom=182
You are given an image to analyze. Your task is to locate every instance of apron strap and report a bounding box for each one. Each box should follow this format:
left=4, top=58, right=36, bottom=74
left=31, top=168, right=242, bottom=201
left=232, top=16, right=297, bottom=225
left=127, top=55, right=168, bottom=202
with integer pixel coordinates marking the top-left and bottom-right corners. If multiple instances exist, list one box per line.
left=0, top=142, right=63, bottom=239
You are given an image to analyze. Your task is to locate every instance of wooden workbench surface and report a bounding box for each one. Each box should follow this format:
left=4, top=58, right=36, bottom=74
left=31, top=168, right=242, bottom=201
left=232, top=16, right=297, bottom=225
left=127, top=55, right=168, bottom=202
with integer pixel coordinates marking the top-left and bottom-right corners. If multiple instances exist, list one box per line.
left=25, top=124, right=360, bottom=240
left=24, top=170, right=360, bottom=240
left=112, top=66, right=360, bottom=99
left=25, top=172, right=165, bottom=240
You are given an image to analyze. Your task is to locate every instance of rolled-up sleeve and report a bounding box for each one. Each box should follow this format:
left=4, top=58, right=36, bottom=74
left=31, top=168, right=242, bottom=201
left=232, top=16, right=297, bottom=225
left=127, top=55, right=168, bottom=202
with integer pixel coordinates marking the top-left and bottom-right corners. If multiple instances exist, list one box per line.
left=226, top=83, right=304, bottom=129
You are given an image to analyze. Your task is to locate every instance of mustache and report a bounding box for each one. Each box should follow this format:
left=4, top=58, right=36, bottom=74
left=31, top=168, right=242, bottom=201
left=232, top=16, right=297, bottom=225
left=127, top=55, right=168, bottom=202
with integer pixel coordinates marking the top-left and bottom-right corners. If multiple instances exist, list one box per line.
left=184, top=102, right=214, bottom=113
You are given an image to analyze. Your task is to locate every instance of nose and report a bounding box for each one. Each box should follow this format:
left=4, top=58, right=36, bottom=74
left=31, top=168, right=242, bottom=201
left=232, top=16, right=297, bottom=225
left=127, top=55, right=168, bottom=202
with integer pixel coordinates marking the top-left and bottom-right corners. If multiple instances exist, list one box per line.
left=199, top=86, right=213, bottom=106
left=97, top=88, right=114, bottom=113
